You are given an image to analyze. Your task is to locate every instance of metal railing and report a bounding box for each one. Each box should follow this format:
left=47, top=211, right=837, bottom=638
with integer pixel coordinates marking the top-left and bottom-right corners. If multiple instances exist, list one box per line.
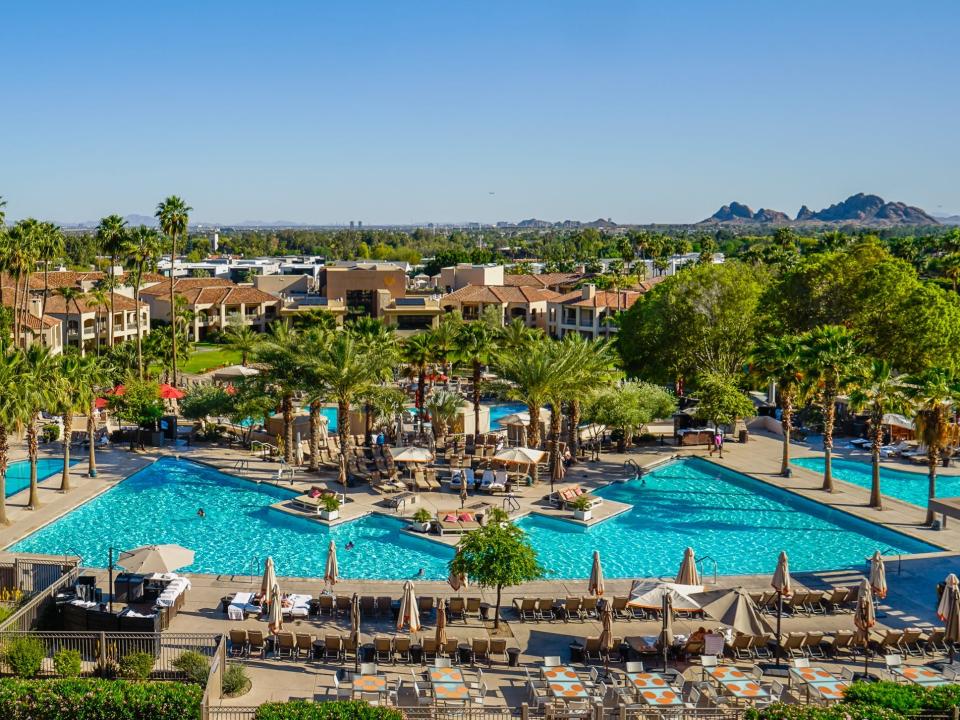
left=200, top=634, right=228, bottom=719
left=206, top=707, right=258, bottom=720
left=0, top=564, right=80, bottom=632
left=695, top=555, right=719, bottom=585
left=0, top=631, right=222, bottom=678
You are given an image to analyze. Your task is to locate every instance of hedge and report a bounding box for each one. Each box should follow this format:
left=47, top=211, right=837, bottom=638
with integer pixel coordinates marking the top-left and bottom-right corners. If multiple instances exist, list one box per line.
left=254, top=700, right=405, bottom=720
left=747, top=704, right=904, bottom=720
left=748, top=681, right=960, bottom=720
left=0, top=678, right=202, bottom=720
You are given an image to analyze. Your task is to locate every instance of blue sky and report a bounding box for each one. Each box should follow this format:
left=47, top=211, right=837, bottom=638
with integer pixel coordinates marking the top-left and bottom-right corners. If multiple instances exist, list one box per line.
left=1, top=1, right=957, bottom=225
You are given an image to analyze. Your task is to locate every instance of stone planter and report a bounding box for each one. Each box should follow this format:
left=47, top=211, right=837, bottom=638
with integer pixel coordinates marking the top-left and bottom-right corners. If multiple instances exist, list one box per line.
left=573, top=508, right=592, bottom=521
left=320, top=509, right=339, bottom=521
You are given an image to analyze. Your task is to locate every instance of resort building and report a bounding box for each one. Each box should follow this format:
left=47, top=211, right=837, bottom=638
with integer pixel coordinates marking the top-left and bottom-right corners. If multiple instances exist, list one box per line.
left=43, top=292, right=150, bottom=354
left=319, top=261, right=408, bottom=319
left=139, top=278, right=280, bottom=340
left=379, top=294, right=444, bottom=335
left=503, top=271, right=584, bottom=293
left=0, top=286, right=64, bottom=353
left=546, top=283, right=649, bottom=340
left=440, top=284, right=559, bottom=329
left=438, top=263, right=504, bottom=293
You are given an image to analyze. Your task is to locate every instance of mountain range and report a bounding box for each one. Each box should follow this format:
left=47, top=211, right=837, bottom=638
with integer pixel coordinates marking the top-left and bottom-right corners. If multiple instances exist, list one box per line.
left=702, top=193, right=939, bottom=226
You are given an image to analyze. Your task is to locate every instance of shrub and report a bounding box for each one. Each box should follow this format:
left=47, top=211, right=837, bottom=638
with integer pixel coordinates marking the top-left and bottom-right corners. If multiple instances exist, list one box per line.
left=570, top=494, right=592, bottom=511
left=255, top=700, right=405, bottom=720
left=222, top=662, right=249, bottom=696
left=842, top=681, right=926, bottom=714
left=0, top=677, right=202, bottom=720
left=2, top=636, right=46, bottom=678
left=52, top=648, right=82, bottom=678
left=42, top=424, right=61, bottom=442
left=925, top=684, right=960, bottom=711
left=412, top=508, right=432, bottom=524
left=746, top=703, right=904, bottom=720
left=320, top=494, right=341, bottom=512
left=172, top=650, right=209, bottom=684
left=119, top=651, right=155, bottom=680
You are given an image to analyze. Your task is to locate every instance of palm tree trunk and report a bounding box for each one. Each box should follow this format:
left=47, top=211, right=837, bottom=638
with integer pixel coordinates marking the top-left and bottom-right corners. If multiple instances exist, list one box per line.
left=822, top=391, right=836, bottom=492
left=308, top=401, right=320, bottom=472
left=170, top=236, right=178, bottom=386
left=780, top=392, right=793, bottom=476
left=364, top=402, right=373, bottom=446
left=282, top=395, right=294, bottom=463
left=338, top=400, right=350, bottom=485
left=61, top=412, right=73, bottom=492
left=494, top=584, right=502, bottom=630
left=134, top=277, right=144, bottom=378
left=87, top=402, right=98, bottom=477
left=27, top=418, right=40, bottom=509
left=11, top=275, right=20, bottom=348
left=0, top=426, right=9, bottom=525
left=926, top=448, right=940, bottom=526
left=417, top=369, right=426, bottom=436
left=527, top=403, right=540, bottom=483
left=41, top=261, right=50, bottom=322
left=548, top=408, right=562, bottom=489
left=472, top=361, right=482, bottom=443
left=567, top=399, right=581, bottom=466
left=870, top=414, right=883, bottom=510
left=108, top=266, right=116, bottom=348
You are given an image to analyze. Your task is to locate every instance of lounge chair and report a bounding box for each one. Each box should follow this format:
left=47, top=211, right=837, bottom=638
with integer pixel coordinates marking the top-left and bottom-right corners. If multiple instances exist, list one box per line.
left=360, top=596, right=376, bottom=615
left=824, top=630, right=855, bottom=657
left=899, top=628, right=924, bottom=656
left=394, top=636, right=412, bottom=663
left=513, top=597, right=537, bottom=621
left=923, top=627, right=948, bottom=656
left=275, top=632, right=296, bottom=659
left=418, top=596, right=435, bottom=618
left=564, top=597, right=583, bottom=621
left=422, top=637, right=439, bottom=661
left=581, top=596, right=598, bottom=618
left=549, top=486, right=603, bottom=510
left=583, top=636, right=602, bottom=662
left=248, top=630, right=266, bottom=659
left=535, top=598, right=555, bottom=621
left=227, top=591, right=258, bottom=620
left=465, top=597, right=481, bottom=620
left=448, top=597, right=467, bottom=621
left=802, top=631, right=825, bottom=658
left=442, top=638, right=459, bottom=661
left=730, top=633, right=753, bottom=660
left=324, top=634, right=342, bottom=661
left=374, top=636, right=393, bottom=663
left=611, top=596, right=630, bottom=620
left=377, top=596, right=393, bottom=617
left=781, top=632, right=806, bottom=658
left=295, top=633, right=314, bottom=660
left=872, top=629, right=904, bottom=654
left=489, top=638, right=507, bottom=663
left=318, top=595, right=334, bottom=616
left=334, top=595, right=351, bottom=616
left=471, top=637, right=490, bottom=666
left=228, top=629, right=248, bottom=657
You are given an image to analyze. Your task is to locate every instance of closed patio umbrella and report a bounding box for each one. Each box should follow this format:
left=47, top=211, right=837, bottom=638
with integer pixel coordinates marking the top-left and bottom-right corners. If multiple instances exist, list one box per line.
left=939, top=574, right=960, bottom=663
left=351, top=593, right=361, bottom=671
left=771, top=551, right=792, bottom=668
left=588, top=551, right=605, bottom=597
left=869, top=551, right=887, bottom=600
left=551, top=447, right=566, bottom=490
left=448, top=551, right=467, bottom=592
left=853, top=579, right=876, bottom=677
left=268, top=583, right=283, bottom=635
left=937, top=573, right=959, bottom=621
left=397, top=580, right=421, bottom=633
left=118, top=544, right=194, bottom=575
left=658, top=592, right=673, bottom=672
left=261, top=557, right=277, bottom=606
left=675, top=547, right=700, bottom=586
left=459, top=479, right=468, bottom=508
left=599, top=600, right=614, bottom=667
left=324, top=541, right=339, bottom=587
left=435, top=598, right=448, bottom=649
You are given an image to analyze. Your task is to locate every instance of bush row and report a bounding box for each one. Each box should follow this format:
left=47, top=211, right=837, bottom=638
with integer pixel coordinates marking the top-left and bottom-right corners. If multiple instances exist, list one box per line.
left=748, top=681, right=960, bottom=720
left=0, top=678, right=202, bottom=720
left=255, top=700, right=404, bottom=720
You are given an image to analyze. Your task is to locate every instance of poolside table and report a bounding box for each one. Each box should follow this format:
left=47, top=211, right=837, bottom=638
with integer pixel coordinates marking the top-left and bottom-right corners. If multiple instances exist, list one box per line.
left=788, top=666, right=847, bottom=703
left=427, top=666, right=469, bottom=702
left=892, top=666, right=952, bottom=686
left=705, top=666, right=769, bottom=703
left=352, top=673, right=387, bottom=699
left=626, top=672, right=684, bottom=706
left=542, top=665, right=591, bottom=700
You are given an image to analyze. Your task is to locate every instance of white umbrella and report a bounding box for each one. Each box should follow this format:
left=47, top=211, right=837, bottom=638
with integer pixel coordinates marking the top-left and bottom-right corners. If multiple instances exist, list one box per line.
left=324, top=541, right=339, bottom=586
left=675, top=547, right=700, bottom=586
left=853, top=579, right=876, bottom=675
left=588, top=551, right=605, bottom=597
left=261, top=557, right=277, bottom=606
left=397, top=580, right=421, bottom=633
left=627, top=581, right=701, bottom=613
left=267, top=583, right=283, bottom=634
left=938, top=573, right=959, bottom=621
left=493, top=447, right=546, bottom=465
left=213, top=364, right=260, bottom=379
left=389, top=446, right=434, bottom=463
left=869, top=551, right=887, bottom=600
left=882, top=413, right=914, bottom=429
left=118, top=544, right=194, bottom=574
left=940, top=575, right=960, bottom=663
left=295, top=431, right=304, bottom=466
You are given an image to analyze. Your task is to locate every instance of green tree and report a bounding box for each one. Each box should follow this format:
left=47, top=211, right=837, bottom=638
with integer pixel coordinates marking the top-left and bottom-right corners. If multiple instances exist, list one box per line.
left=584, top=381, right=677, bottom=452
left=87, top=284, right=110, bottom=356
left=617, top=261, right=765, bottom=384
left=96, top=215, right=128, bottom=348
left=22, top=345, right=60, bottom=508
left=559, top=334, right=620, bottom=462
left=56, top=286, right=86, bottom=354
left=905, top=368, right=960, bottom=525
left=848, top=359, right=910, bottom=510
left=180, top=385, right=231, bottom=436
left=222, top=323, right=262, bottom=367
left=692, top=371, right=754, bottom=457
left=155, top=196, right=192, bottom=385
left=36, top=222, right=65, bottom=321
left=448, top=508, right=544, bottom=629
left=75, top=356, right=111, bottom=478
left=0, top=350, right=27, bottom=523
left=499, top=316, right=541, bottom=353
left=255, top=323, right=302, bottom=463
left=1, top=220, right=39, bottom=347
left=110, top=375, right=164, bottom=450
left=348, top=319, right=399, bottom=444
left=453, top=322, right=499, bottom=443
left=53, top=355, right=89, bottom=492
left=424, top=389, right=463, bottom=448
left=751, top=334, right=808, bottom=476
left=125, top=225, right=162, bottom=378
left=401, top=333, right=434, bottom=435
left=801, top=325, right=861, bottom=492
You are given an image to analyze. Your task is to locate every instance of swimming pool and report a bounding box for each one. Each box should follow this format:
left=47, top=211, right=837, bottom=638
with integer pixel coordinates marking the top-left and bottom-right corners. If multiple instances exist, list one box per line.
left=487, top=402, right=527, bottom=429
left=793, top=456, right=947, bottom=509
left=5, top=458, right=77, bottom=498
left=8, top=459, right=453, bottom=580
left=515, top=457, right=937, bottom=579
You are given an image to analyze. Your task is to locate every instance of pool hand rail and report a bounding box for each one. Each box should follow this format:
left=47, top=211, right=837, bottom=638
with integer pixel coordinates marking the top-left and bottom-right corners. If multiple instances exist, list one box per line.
left=695, top=555, right=719, bottom=585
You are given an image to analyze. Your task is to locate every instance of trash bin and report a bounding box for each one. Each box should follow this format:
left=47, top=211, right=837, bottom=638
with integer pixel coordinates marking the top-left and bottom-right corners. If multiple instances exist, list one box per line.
left=411, top=644, right=423, bottom=664
left=569, top=642, right=584, bottom=663
left=361, top=643, right=375, bottom=663
left=507, top=647, right=520, bottom=667
left=738, top=429, right=749, bottom=443
left=479, top=603, right=491, bottom=621
left=458, top=643, right=472, bottom=664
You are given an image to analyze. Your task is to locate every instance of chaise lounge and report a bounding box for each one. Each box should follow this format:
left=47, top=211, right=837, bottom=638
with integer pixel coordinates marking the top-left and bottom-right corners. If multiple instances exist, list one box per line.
left=548, top=486, right=602, bottom=510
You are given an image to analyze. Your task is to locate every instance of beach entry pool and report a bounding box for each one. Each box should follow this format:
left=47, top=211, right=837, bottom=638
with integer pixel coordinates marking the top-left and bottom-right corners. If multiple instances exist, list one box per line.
left=7, top=456, right=936, bottom=580
left=793, top=456, right=950, bottom=509
left=4, top=458, right=77, bottom=498
left=516, top=457, right=937, bottom=579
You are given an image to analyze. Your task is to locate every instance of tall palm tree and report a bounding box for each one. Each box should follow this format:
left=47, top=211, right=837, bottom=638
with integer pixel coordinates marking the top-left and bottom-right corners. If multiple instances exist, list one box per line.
left=223, top=323, right=262, bottom=367
left=430, top=318, right=459, bottom=378
left=349, top=318, right=399, bottom=444
left=800, top=325, right=860, bottom=492
left=96, top=215, right=128, bottom=348
left=125, top=226, right=162, bottom=377
left=848, top=359, right=909, bottom=510
left=299, top=327, right=333, bottom=471
left=905, top=368, right=960, bottom=525
left=54, top=355, right=85, bottom=491
left=499, top=316, right=541, bottom=353
left=255, top=323, right=302, bottom=463
left=87, top=284, right=110, bottom=355
left=2, top=220, right=39, bottom=347
left=312, top=333, right=378, bottom=484
left=0, top=349, right=26, bottom=524
left=559, top=333, right=620, bottom=464
left=36, top=222, right=64, bottom=321
left=80, top=356, right=113, bottom=479
left=22, top=345, right=59, bottom=509
left=424, top=389, right=463, bottom=448
left=751, top=334, right=808, bottom=476
left=453, top=322, right=498, bottom=442
left=155, top=196, right=192, bottom=386
left=402, top=333, right=434, bottom=435
left=56, top=286, right=86, bottom=354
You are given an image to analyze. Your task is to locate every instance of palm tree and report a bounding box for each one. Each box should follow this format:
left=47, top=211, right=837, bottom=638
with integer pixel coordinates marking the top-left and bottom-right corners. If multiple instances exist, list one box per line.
left=299, top=327, right=333, bottom=471
left=155, top=196, right=192, bottom=386
left=56, top=286, right=86, bottom=354
left=453, top=322, right=499, bottom=442
left=402, top=333, right=434, bottom=435
left=942, top=253, right=960, bottom=293
left=348, top=318, right=399, bottom=444
left=0, top=349, right=27, bottom=524
left=312, top=333, right=378, bottom=484
left=36, top=222, right=65, bottom=321
left=223, top=324, right=262, bottom=367
left=905, top=368, right=960, bottom=525
left=848, top=359, right=910, bottom=510
left=430, top=317, right=459, bottom=378
left=96, top=215, right=128, bottom=348
left=424, top=389, right=464, bottom=448
left=54, top=355, right=85, bottom=491
left=22, top=345, right=59, bottom=509
left=87, top=284, right=110, bottom=355
left=800, top=325, right=861, bottom=492
left=559, top=333, right=620, bottom=464
left=499, top=317, right=541, bottom=353
left=125, top=226, right=162, bottom=377
left=752, top=334, right=808, bottom=476
left=2, top=220, right=39, bottom=347
left=73, top=355, right=110, bottom=478
left=255, top=323, right=302, bottom=463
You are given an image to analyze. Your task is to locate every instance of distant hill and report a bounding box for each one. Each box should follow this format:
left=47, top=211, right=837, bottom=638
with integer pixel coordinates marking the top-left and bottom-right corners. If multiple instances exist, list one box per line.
left=702, top=194, right=938, bottom=226
left=933, top=214, right=960, bottom=226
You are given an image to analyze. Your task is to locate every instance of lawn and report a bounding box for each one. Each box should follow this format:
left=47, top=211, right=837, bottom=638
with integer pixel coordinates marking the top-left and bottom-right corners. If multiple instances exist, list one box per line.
left=181, top=344, right=243, bottom=374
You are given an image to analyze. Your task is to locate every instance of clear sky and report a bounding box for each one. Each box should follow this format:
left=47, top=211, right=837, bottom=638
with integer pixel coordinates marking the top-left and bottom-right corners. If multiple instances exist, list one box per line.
left=2, top=1, right=957, bottom=225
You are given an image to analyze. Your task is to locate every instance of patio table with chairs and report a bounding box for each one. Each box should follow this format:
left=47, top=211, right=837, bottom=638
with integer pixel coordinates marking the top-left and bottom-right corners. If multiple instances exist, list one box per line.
left=788, top=664, right=848, bottom=703
left=891, top=665, right=952, bottom=686
left=426, top=666, right=471, bottom=702
left=625, top=671, right=685, bottom=707
left=541, top=665, right=593, bottom=701
left=704, top=665, right=770, bottom=704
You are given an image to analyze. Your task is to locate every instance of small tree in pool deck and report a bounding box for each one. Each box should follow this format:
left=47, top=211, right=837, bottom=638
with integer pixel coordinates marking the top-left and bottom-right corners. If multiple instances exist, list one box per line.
left=109, top=377, right=164, bottom=450
left=448, top=508, right=544, bottom=629
left=693, top=371, right=755, bottom=457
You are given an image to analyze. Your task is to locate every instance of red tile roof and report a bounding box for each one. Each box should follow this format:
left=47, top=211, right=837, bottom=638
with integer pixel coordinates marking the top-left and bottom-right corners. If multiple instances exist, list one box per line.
left=442, top=284, right=560, bottom=304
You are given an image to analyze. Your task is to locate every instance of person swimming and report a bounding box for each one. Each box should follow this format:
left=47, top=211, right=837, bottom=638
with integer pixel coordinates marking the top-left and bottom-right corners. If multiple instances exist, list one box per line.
left=197, top=508, right=206, bottom=519
left=416, top=568, right=425, bottom=578
left=345, top=541, right=355, bottom=551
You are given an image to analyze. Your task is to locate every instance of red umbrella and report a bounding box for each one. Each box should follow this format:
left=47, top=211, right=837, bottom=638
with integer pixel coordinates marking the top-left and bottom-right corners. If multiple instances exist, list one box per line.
left=224, top=383, right=237, bottom=396
left=95, top=398, right=109, bottom=409
left=109, top=385, right=126, bottom=396
left=159, top=384, right=185, bottom=400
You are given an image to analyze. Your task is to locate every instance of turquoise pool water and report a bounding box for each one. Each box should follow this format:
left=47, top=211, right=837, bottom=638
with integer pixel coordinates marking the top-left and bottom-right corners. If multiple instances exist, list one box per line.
left=793, top=456, right=947, bottom=509
left=8, top=459, right=452, bottom=580
left=516, top=457, right=937, bottom=579
left=5, top=458, right=77, bottom=498
left=487, top=402, right=527, bottom=429
left=242, top=407, right=339, bottom=431
left=7, top=456, right=936, bottom=580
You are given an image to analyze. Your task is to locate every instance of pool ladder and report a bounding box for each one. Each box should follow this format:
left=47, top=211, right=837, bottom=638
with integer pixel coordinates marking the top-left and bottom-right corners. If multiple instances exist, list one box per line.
left=502, top=495, right=521, bottom=515
left=696, top=555, right=719, bottom=585
left=870, top=548, right=903, bottom=575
